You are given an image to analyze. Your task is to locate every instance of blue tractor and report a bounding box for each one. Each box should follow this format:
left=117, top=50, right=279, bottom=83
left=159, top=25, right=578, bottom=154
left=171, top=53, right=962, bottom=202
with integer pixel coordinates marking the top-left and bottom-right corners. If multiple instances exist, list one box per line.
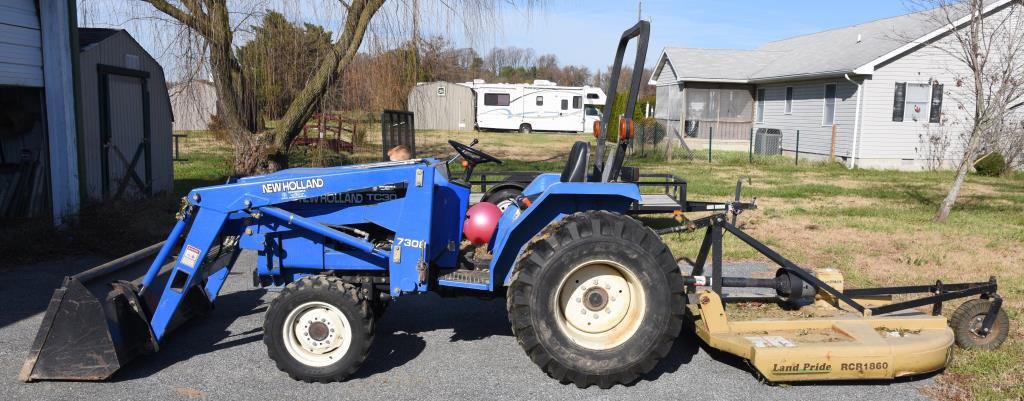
left=19, top=21, right=1011, bottom=387
left=21, top=22, right=685, bottom=388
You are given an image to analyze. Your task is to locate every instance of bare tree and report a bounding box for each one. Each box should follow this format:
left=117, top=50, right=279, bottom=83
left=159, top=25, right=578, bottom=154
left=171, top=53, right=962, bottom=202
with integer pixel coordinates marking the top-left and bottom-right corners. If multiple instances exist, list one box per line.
left=136, top=0, right=517, bottom=174
left=911, top=0, right=1024, bottom=221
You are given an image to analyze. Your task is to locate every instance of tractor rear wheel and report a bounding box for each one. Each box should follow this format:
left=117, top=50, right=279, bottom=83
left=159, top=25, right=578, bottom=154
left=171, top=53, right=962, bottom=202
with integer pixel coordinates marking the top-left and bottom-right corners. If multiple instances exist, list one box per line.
left=507, top=211, right=685, bottom=388
left=264, top=275, right=374, bottom=382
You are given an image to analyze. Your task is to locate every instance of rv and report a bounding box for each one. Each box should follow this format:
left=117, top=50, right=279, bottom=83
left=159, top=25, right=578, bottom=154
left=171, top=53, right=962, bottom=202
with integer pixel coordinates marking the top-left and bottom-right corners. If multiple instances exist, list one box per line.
left=462, top=80, right=606, bottom=133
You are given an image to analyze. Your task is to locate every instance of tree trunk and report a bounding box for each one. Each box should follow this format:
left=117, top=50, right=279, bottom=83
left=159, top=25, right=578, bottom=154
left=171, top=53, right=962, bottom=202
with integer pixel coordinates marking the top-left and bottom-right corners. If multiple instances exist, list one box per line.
left=935, top=129, right=983, bottom=222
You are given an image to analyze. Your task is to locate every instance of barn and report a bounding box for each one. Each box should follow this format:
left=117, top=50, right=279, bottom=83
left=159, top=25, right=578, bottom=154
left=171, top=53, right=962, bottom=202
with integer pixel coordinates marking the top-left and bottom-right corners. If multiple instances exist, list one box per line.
left=0, top=0, right=78, bottom=224
left=77, top=28, right=174, bottom=201
left=407, top=81, right=474, bottom=131
left=0, top=0, right=174, bottom=226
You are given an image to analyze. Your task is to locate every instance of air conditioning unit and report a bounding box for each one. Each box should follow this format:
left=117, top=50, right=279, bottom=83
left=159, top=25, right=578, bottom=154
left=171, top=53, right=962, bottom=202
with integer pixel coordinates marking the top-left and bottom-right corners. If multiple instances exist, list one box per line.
left=755, top=128, right=783, bottom=155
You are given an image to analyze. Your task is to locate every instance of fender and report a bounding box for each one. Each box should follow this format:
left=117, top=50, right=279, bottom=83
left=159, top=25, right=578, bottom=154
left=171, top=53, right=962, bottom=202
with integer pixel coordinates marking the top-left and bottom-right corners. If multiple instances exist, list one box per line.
left=488, top=181, right=641, bottom=289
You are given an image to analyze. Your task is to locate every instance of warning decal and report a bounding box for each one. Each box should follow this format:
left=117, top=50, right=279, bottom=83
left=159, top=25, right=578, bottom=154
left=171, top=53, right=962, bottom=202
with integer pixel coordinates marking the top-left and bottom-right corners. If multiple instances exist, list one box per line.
left=745, top=336, right=796, bottom=348
left=181, top=245, right=201, bottom=268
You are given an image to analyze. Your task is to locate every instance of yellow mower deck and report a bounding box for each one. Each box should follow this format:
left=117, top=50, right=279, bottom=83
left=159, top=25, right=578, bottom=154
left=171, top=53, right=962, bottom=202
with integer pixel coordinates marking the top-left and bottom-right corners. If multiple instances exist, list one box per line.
left=689, top=290, right=954, bottom=382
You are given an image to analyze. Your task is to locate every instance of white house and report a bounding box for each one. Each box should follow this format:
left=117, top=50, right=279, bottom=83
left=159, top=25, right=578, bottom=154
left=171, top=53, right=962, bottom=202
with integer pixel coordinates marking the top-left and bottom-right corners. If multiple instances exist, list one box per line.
left=652, top=0, right=1023, bottom=170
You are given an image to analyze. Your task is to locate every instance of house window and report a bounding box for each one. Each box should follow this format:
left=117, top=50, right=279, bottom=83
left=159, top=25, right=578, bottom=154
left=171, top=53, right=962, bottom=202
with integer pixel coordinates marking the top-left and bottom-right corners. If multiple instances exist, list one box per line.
left=484, top=93, right=510, bottom=106
left=572, top=96, right=582, bottom=109
left=785, top=87, right=793, bottom=114
left=904, top=83, right=932, bottom=122
left=561, top=99, right=568, bottom=110
left=536, top=96, right=543, bottom=106
left=893, top=82, right=944, bottom=123
left=822, top=84, right=837, bottom=126
left=756, top=89, right=766, bottom=123
left=587, top=93, right=600, bottom=99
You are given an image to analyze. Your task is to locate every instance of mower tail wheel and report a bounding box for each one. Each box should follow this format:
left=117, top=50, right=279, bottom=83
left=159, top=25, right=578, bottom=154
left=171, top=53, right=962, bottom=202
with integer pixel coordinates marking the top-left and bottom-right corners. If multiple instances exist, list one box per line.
left=264, top=275, right=374, bottom=382
left=507, top=211, right=685, bottom=389
left=949, top=299, right=1009, bottom=350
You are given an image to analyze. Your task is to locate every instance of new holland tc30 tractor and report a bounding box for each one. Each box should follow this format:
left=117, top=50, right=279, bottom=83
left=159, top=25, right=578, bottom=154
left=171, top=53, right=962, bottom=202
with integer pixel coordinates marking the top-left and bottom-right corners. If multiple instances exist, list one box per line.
left=20, top=21, right=1008, bottom=388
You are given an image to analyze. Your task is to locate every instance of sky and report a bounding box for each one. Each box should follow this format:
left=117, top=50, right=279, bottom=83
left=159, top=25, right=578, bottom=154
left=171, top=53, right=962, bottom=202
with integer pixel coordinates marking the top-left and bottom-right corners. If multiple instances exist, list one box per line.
left=80, top=0, right=919, bottom=79
left=491, top=0, right=914, bottom=70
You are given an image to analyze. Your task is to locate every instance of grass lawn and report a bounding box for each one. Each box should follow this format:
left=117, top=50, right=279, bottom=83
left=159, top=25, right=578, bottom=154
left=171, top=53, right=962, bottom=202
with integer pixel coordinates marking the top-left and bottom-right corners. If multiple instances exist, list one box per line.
left=19, top=129, right=1024, bottom=399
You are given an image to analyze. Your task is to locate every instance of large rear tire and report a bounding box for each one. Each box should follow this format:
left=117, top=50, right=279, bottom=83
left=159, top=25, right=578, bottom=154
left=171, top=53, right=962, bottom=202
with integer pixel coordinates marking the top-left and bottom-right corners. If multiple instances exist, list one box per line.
left=264, top=275, right=374, bottom=382
left=507, top=211, right=685, bottom=388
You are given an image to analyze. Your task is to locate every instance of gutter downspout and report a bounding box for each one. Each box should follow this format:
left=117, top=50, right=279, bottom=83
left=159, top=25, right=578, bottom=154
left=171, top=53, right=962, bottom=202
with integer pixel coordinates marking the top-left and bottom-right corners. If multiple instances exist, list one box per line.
left=844, top=74, right=864, bottom=168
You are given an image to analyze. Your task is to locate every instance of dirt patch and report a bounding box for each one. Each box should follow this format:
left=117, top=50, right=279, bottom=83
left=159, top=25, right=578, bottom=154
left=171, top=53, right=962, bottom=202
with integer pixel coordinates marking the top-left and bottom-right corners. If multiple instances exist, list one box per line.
left=175, top=387, right=207, bottom=399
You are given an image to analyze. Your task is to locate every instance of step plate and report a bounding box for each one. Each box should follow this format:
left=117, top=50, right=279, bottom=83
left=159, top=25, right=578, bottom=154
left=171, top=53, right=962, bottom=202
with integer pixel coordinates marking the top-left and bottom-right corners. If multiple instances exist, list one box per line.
left=436, top=270, right=491, bottom=288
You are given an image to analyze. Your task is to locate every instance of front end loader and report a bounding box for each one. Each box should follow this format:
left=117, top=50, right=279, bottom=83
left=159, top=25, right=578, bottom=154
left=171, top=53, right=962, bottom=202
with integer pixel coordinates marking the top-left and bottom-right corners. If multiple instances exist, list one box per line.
left=20, top=21, right=1008, bottom=388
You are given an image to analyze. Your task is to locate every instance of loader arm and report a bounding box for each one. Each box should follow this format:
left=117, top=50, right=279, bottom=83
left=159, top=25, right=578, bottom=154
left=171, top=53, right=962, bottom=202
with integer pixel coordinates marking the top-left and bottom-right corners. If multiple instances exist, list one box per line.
left=21, top=159, right=460, bottom=381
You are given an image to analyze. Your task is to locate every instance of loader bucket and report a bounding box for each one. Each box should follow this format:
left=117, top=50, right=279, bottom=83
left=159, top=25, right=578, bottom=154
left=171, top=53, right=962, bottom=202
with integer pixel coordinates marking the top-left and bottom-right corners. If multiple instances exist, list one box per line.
left=18, top=277, right=157, bottom=382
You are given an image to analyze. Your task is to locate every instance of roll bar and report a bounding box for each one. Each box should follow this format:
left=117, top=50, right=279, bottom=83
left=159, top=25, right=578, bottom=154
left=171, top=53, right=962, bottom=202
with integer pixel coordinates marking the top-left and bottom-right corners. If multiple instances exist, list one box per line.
left=593, top=20, right=650, bottom=182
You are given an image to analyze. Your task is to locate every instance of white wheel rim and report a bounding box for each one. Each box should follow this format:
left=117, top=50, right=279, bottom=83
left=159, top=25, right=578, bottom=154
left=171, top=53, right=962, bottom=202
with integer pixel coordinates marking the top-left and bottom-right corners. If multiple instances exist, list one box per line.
left=282, top=301, right=353, bottom=367
left=496, top=198, right=515, bottom=213
left=554, top=260, right=646, bottom=350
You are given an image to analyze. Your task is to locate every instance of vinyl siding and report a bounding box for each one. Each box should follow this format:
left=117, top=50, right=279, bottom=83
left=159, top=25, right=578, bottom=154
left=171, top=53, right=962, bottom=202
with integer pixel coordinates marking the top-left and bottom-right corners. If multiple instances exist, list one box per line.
left=0, top=0, right=43, bottom=86
left=655, top=60, right=678, bottom=86
left=858, top=2, right=1021, bottom=169
left=754, top=78, right=860, bottom=157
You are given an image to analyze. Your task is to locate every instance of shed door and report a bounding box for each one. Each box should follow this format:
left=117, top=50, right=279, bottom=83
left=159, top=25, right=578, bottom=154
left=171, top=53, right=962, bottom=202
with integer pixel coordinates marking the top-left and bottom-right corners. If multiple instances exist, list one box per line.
left=0, top=0, right=43, bottom=87
left=100, top=69, right=152, bottom=199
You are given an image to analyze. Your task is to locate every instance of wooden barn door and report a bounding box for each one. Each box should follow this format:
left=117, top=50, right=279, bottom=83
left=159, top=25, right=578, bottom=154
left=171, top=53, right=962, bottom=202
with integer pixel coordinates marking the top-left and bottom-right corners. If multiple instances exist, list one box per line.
left=97, top=64, right=151, bottom=200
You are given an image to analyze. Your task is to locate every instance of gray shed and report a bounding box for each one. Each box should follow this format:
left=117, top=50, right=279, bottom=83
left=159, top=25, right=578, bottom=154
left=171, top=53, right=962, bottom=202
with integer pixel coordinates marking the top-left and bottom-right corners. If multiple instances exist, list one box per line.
left=169, top=80, right=217, bottom=131
left=407, top=81, right=474, bottom=131
left=77, top=28, right=173, bottom=200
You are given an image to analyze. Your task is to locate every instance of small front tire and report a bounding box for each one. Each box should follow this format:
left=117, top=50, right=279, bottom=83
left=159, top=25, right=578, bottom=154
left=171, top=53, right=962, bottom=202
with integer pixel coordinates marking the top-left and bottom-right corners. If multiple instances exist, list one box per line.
left=485, top=188, right=522, bottom=213
left=264, top=275, right=374, bottom=382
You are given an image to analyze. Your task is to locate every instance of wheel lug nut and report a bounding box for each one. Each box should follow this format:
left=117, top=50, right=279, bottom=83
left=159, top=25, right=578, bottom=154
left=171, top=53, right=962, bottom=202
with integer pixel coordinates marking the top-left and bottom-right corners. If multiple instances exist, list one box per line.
left=581, top=309, right=587, bottom=314
left=593, top=314, right=599, bottom=319
left=576, top=297, right=581, bottom=303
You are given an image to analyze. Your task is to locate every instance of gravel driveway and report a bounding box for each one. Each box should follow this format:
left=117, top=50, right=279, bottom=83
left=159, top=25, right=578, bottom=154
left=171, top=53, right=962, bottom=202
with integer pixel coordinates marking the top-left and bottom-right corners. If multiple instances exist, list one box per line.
left=0, top=254, right=933, bottom=400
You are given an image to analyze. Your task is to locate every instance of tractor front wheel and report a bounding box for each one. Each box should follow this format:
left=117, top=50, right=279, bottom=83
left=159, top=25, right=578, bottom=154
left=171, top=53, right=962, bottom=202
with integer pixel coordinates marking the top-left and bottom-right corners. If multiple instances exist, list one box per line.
left=264, top=275, right=374, bottom=382
left=507, top=211, right=685, bottom=388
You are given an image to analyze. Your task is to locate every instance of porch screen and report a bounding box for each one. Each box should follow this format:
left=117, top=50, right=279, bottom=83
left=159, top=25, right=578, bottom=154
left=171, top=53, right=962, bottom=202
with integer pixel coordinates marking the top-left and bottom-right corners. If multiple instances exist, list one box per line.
left=686, top=88, right=752, bottom=122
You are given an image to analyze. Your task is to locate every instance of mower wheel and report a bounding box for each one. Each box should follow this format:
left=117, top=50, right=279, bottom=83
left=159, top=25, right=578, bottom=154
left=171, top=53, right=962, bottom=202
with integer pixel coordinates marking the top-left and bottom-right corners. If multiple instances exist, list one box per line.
left=507, top=211, right=685, bottom=389
left=949, top=298, right=1009, bottom=350
left=264, top=275, right=374, bottom=382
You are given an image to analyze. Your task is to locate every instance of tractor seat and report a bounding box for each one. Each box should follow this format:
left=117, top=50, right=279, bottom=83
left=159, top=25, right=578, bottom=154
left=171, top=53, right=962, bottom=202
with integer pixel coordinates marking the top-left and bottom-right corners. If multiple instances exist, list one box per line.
left=560, top=141, right=589, bottom=182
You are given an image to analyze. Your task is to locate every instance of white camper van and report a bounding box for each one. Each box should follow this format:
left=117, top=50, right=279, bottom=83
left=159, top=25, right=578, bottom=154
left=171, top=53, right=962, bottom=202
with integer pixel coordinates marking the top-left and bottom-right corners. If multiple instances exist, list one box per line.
left=463, top=80, right=605, bottom=133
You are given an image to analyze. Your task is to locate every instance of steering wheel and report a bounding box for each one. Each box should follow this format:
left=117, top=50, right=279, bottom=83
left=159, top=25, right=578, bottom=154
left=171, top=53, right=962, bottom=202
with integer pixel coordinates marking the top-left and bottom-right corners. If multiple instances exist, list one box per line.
left=448, top=139, right=503, bottom=165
